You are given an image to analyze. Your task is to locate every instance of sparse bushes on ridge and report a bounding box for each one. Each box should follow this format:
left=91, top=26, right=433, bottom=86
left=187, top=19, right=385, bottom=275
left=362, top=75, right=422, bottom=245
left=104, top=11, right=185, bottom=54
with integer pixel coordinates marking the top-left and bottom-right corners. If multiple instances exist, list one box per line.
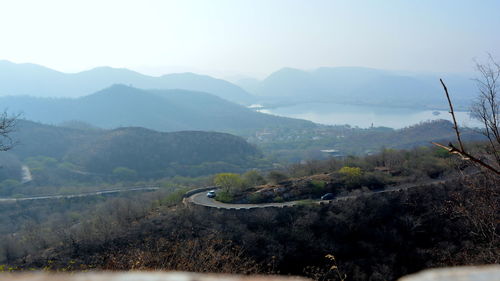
left=243, top=169, right=266, bottom=187
left=266, top=171, right=289, bottom=184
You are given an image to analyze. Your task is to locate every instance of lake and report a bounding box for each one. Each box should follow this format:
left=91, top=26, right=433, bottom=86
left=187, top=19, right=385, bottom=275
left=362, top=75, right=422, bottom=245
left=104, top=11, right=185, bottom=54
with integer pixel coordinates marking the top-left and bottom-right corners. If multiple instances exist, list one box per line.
left=256, top=103, right=481, bottom=129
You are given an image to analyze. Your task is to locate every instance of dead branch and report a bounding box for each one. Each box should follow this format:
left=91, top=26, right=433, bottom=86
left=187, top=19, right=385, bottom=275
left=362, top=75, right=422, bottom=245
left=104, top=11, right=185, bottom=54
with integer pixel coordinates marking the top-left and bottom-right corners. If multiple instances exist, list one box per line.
left=0, top=111, right=19, bottom=151
left=432, top=142, right=500, bottom=175
left=433, top=79, right=500, bottom=176
left=440, top=78, right=465, bottom=152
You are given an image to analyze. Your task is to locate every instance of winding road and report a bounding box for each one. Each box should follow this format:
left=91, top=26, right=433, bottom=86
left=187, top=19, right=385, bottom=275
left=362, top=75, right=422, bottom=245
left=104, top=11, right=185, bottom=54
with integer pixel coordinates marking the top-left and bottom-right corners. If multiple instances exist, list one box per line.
left=186, top=177, right=451, bottom=210
left=188, top=192, right=299, bottom=209
left=0, top=186, right=159, bottom=203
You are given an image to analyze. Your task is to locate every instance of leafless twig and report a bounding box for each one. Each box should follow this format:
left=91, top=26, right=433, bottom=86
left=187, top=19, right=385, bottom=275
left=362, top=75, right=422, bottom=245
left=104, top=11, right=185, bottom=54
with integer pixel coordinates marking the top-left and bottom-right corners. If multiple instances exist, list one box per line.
left=433, top=80, right=500, bottom=176
left=0, top=111, right=19, bottom=151
left=440, top=79, right=465, bottom=152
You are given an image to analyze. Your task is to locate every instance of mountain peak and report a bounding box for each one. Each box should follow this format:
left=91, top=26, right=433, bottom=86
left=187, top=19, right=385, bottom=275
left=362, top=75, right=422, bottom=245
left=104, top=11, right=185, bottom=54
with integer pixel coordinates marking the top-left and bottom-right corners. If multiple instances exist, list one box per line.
left=89, top=84, right=146, bottom=97
left=0, top=62, right=254, bottom=104
left=274, top=67, right=306, bottom=74
left=0, top=60, right=63, bottom=74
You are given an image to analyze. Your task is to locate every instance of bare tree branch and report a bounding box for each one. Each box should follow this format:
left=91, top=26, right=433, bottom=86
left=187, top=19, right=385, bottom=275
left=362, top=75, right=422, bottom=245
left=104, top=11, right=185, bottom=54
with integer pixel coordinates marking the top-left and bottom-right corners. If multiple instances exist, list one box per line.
left=432, top=142, right=499, bottom=175
left=433, top=68, right=500, bottom=176
left=0, top=110, right=19, bottom=151
left=470, top=56, right=500, bottom=166
left=440, top=78, right=465, bottom=152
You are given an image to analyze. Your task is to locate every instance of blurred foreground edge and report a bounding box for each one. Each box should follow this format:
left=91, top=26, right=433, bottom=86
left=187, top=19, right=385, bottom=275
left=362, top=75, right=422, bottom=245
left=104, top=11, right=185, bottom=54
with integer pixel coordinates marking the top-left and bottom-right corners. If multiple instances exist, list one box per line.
left=0, top=272, right=311, bottom=281
left=400, top=265, right=500, bottom=281
left=1, top=266, right=500, bottom=281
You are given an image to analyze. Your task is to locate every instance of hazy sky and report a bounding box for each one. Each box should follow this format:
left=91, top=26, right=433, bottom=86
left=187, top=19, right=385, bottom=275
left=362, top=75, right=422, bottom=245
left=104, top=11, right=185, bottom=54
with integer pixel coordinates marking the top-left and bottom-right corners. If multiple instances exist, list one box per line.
left=0, top=0, right=499, bottom=78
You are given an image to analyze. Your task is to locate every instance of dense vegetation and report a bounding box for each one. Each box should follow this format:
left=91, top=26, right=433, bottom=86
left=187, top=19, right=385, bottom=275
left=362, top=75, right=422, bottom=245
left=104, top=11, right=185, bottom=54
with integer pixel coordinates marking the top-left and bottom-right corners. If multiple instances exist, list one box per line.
left=251, top=119, right=484, bottom=162
left=0, top=145, right=496, bottom=281
left=4, top=173, right=497, bottom=280
left=208, top=145, right=462, bottom=204
left=82, top=177, right=495, bottom=280
left=0, top=175, right=213, bottom=264
left=0, top=120, right=263, bottom=196
left=0, top=118, right=478, bottom=198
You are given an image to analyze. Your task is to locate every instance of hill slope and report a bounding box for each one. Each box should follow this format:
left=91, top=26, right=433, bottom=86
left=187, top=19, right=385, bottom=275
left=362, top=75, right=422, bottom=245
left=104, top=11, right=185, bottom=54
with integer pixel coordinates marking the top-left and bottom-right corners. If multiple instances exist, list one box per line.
left=0, top=85, right=314, bottom=135
left=4, top=120, right=261, bottom=180
left=0, top=60, right=254, bottom=104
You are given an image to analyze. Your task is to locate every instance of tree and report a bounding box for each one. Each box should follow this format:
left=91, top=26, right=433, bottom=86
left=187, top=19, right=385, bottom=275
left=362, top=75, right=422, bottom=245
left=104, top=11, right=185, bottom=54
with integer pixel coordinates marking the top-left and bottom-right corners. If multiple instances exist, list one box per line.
left=242, top=170, right=265, bottom=187
left=434, top=56, right=500, bottom=176
left=112, top=167, right=138, bottom=181
left=213, top=173, right=244, bottom=193
left=338, top=166, right=362, bottom=189
left=0, top=111, right=18, bottom=151
left=266, top=171, right=288, bottom=184
left=470, top=55, right=500, bottom=168
left=435, top=57, right=499, bottom=260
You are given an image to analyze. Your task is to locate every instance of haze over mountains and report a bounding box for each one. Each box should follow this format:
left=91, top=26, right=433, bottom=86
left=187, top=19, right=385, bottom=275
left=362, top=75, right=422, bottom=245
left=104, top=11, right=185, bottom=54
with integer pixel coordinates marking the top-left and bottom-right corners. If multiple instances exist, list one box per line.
left=0, top=60, right=479, bottom=136
left=237, top=67, right=477, bottom=109
left=1, top=60, right=478, bottom=112
left=0, top=85, right=314, bottom=134
left=0, top=60, right=254, bottom=105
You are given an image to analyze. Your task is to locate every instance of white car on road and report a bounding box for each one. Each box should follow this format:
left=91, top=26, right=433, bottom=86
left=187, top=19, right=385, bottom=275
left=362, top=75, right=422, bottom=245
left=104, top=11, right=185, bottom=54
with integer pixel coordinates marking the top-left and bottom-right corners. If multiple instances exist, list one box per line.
left=206, top=190, right=216, bottom=198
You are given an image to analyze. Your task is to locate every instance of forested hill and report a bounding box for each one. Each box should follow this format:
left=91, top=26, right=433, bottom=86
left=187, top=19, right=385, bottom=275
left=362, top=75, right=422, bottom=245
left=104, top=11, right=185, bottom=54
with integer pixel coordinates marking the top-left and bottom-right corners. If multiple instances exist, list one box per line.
left=5, top=120, right=261, bottom=179
left=0, top=85, right=314, bottom=135
left=0, top=60, right=254, bottom=104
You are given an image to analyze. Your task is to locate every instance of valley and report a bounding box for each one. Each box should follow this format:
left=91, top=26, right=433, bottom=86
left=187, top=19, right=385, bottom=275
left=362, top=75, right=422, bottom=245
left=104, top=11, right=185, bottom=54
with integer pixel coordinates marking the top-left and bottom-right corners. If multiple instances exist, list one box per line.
left=1, top=2, right=499, bottom=280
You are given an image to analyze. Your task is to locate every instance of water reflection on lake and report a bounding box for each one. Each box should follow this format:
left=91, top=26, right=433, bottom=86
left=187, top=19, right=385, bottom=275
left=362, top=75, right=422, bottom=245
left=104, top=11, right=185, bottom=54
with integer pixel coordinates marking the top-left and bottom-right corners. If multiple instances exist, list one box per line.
left=257, top=103, right=480, bottom=129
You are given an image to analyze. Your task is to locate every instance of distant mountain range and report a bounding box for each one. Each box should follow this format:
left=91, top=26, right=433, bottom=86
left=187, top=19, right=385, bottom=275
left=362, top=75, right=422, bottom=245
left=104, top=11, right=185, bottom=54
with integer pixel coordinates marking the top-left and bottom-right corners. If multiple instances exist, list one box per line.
left=2, top=120, right=262, bottom=180
left=1, top=60, right=478, bottom=110
left=0, top=60, right=254, bottom=105
left=0, top=85, right=314, bottom=135
left=236, top=67, right=477, bottom=109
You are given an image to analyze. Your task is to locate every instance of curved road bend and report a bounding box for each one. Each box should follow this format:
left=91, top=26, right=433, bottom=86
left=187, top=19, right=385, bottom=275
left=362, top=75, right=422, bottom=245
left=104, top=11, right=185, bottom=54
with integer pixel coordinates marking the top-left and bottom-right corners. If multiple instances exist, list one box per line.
left=188, top=192, right=299, bottom=209
left=0, top=186, right=159, bottom=203
left=187, top=177, right=450, bottom=210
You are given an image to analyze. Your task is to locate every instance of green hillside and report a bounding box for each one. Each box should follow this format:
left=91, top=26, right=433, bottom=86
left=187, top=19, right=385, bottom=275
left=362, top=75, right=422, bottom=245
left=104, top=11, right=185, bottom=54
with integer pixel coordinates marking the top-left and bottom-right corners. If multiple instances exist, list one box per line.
left=2, top=120, right=262, bottom=184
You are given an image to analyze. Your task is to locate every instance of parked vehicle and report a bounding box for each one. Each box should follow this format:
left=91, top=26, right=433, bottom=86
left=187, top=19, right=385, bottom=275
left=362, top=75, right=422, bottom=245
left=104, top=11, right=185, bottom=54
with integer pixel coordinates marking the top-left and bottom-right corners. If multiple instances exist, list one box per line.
left=321, top=193, right=334, bottom=200
left=206, top=190, right=216, bottom=198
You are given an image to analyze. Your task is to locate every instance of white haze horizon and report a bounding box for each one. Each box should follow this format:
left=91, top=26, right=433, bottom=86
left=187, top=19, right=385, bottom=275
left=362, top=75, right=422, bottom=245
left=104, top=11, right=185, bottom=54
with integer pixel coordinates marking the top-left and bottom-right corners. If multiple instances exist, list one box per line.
left=0, top=58, right=477, bottom=82
left=1, top=1, right=498, bottom=80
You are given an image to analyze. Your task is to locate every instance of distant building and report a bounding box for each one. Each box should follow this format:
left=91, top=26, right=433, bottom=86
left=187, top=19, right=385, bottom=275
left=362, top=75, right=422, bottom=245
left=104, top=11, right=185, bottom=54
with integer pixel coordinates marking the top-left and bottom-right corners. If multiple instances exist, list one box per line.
left=320, top=149, right=345, bottom=158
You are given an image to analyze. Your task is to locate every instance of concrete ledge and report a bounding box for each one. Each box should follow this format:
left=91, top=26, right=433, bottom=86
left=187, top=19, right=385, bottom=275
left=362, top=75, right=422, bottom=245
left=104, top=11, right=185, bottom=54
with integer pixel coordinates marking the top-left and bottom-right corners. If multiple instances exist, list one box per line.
left=399, top=265, right=500, bottom=281
left=0, top=272, right=311, bottom=281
